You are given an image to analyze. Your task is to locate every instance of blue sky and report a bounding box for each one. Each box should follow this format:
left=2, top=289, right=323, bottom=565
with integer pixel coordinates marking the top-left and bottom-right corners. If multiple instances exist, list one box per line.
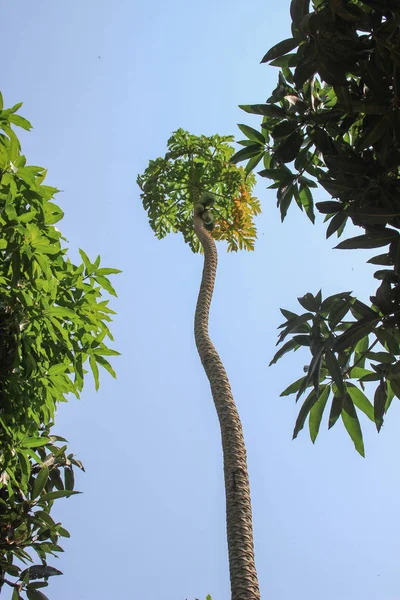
left=3, top=1, right=400, bottom=599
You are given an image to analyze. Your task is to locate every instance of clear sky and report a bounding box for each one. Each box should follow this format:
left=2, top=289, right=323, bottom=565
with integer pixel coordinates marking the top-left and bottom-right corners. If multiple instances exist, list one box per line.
left=3, top=1, right=400, bottom=599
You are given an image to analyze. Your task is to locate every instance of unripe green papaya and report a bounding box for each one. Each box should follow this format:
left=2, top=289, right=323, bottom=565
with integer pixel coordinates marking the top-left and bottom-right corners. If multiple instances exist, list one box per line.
left=204, top=221, right=215, bottom=231
left=202, top=210, right=213, bottom=225
left=194, top=203, right=205, bottom=214
left=201, top=192, right=216, bottom=207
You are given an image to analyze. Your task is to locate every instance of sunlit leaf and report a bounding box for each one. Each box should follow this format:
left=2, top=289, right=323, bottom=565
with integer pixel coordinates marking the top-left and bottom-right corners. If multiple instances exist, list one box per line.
left=309, top=385, right=330, bottom=442
left=342, top=395, right=365, bottom=457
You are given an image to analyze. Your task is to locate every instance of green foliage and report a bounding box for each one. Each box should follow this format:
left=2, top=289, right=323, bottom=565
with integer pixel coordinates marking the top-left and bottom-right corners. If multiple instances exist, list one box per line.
left=270, top=288, right=400, bottom=456
left=137, top=129, right=261, bottom=252
left=233, top=0, right=400, bottom=453
left=0, top=98, right=119, bottom=596
left=0, top=433, right=82, bottom=597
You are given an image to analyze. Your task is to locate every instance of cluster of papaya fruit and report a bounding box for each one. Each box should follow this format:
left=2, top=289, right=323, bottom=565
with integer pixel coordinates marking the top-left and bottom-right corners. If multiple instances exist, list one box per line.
left=194, top=192, right=216, bottom=231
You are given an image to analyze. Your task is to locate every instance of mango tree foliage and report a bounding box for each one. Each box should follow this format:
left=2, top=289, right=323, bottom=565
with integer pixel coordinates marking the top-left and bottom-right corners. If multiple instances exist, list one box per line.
left=0, top=95, right=119, bottom=597
left=137, top=129, right=260, bottom=252
left=232, top=0, right=400, bottom=455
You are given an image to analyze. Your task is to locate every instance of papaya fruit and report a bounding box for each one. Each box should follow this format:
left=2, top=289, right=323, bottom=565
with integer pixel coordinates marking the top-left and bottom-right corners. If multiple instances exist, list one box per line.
left=204, top=221, right=215, bottom=231
left=194, top=203, right=205, bottom=214
left=202, top=210, right=213, bottom=225
left=200, top=192, right=216, bottom=207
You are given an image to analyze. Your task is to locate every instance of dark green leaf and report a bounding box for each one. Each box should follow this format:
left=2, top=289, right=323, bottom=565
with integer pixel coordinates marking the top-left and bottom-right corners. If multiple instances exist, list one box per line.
left=279, top=183, right=295, bottom=221
left=280, top=376, right=307, bottom=397
left=297, top=345, right=324, bottom=400
left=39, top=490, right=80, bottom=502
left=280, top=308, right=299, bottom=320
left=298, top=293, right=319, bottom=312
left=21, top=565, right=62, bottom=580
left=358, top=116, right=388, bottom=151
left=334, top=318, right=380, bottom=353
left=328, top=301, right=350, bottom=328
left=239, top=104, right=286, bottom=117
left=293, top=388, right=318, bottom=439
left=326, top=212, right=347, bottom=238
left=26, top=590, right=49, bottom=600
left=230, top=144, right=264, bottom=165
left=324, top=156, right=367, bottom=175
left=325, top=349, right=345, bottom=394
left=275, top=131, right=303, bottom=163
left=298, top=185, right=315, bottom=223
left=328, top=393, right=344, bottom=429
left=360, top=372, right=381, bottom=382
left=316, top=201, right=343, bottom=214
left=269, top=338, right=299, bottom=366
left=237, top=124, right=265, bottom=144
left=374, top=381, right=386, bottom=432
left=290, top=0, right=310, bottom=27
left=271, top=120, right=299, bottom=138
left=320, top=292, right=352, bottom=313
left=245, top=152, right=264, bottom=175
left=258, top=167, right=293, bottom=182
left=335, top=230, right=399, bottom=250
left=390, top=378, right=400, bottom=400
left=64, top=466, right=74, bottom=491
left=367, top=253, right=391, bottom=266
left=32, top=466, right=49, bottom=500
left=261, top=38, right=300, bottom=63
left=293, top=334, right=311, bottom=346
left=294, top=58, right=318, bottom=87
left=278, top=312, right=313, bottom=342
left=350, top=299, right=378, bottom=320
left=366, top=351, right=394, bottom=364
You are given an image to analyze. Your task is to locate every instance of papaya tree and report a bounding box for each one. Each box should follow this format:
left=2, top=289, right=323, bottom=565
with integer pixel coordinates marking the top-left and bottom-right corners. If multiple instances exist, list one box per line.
left=137, top=129, right=261, bottom=600
left=0, top=94, right=119, bottom=598
left=232, top=0, right=400, bottom=455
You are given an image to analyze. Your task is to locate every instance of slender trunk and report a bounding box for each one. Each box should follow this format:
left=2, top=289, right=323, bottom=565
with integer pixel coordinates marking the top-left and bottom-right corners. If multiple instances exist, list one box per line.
left=193, top=211, right=260, bottom=600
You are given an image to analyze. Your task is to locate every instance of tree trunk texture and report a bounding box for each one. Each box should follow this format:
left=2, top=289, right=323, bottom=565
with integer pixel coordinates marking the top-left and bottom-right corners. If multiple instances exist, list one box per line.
left=193, top=212, right=261, bottom=600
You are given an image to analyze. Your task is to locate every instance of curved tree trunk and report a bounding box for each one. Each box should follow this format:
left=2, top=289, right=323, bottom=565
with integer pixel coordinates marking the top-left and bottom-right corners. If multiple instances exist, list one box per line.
left=193, top=212, right=261, bottom=600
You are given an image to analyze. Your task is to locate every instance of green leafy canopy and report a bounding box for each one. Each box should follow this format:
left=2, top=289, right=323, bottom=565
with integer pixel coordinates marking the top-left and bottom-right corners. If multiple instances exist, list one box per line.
left=0, top=96, right=119, bottom=596
left=137, top=129, right=261, bottom=252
